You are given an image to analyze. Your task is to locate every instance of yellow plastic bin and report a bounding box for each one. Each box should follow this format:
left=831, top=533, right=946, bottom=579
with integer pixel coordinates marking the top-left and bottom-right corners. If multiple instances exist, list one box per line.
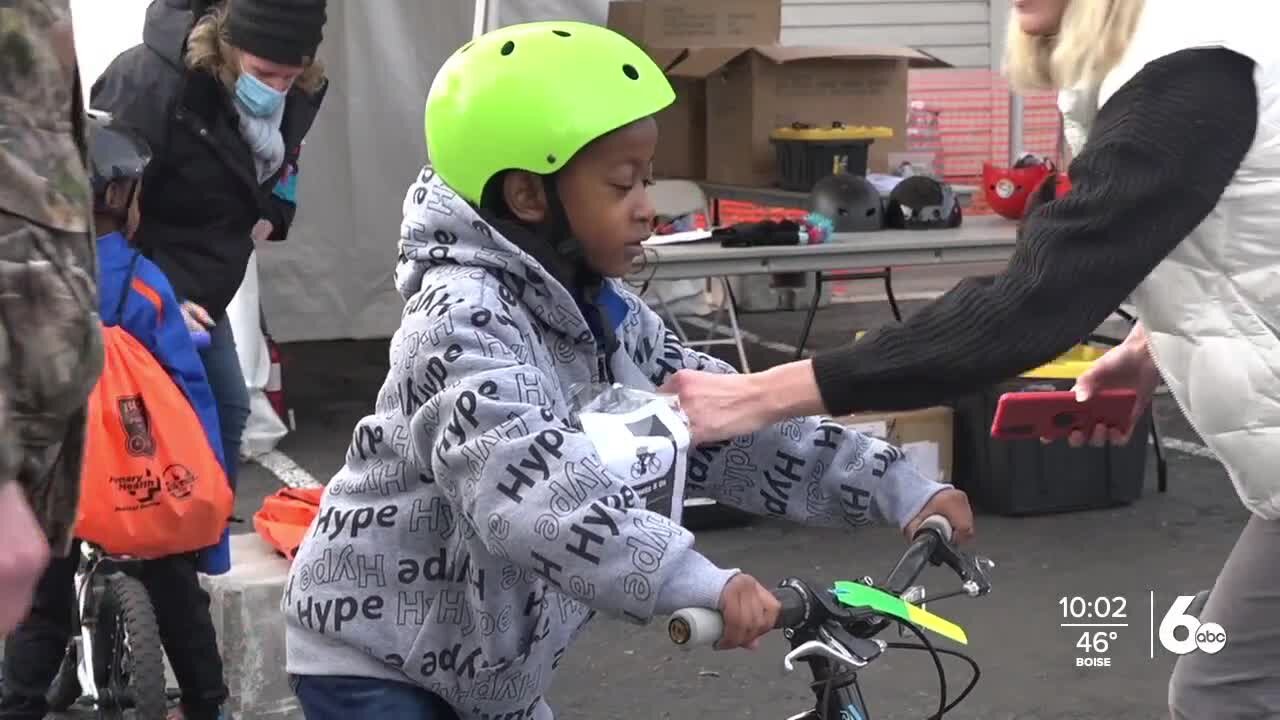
left=768, top=123, right=894, bottom=192
left=948, top=344, right=1152, bottom=516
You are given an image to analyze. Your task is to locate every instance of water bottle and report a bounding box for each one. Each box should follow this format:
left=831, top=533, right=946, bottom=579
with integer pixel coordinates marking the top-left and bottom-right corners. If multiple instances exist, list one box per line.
left=905, top=100, right=945, bottom=179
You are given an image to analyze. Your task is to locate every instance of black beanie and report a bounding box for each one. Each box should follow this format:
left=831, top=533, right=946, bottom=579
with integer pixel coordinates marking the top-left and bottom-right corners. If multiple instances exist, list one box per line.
left=226, top=0, right=327, bottom=67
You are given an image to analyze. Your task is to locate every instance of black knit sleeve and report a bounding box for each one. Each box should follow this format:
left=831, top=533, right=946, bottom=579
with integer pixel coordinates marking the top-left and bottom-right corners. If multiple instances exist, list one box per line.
left=809, top=47, right=1258, bottom=415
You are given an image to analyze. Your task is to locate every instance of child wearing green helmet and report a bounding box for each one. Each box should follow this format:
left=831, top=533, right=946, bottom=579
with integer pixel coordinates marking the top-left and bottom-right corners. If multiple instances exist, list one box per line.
left=283, top=21, right=973, bottom=719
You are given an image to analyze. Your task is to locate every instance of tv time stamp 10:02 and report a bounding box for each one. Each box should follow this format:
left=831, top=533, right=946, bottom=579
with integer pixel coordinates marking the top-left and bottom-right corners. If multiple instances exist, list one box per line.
left=1059, top=594, right=1227, bottom=669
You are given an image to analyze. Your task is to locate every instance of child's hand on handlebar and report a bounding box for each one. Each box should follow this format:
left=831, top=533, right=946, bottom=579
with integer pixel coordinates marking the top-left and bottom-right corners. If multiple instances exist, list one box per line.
left=716, top=573, right=780, bottom=651
left=904, top=488, right=974, bottom=545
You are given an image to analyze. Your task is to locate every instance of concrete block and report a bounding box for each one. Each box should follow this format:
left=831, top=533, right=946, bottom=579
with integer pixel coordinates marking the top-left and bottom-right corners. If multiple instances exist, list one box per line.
left=201, top=533, right=301, bottom=720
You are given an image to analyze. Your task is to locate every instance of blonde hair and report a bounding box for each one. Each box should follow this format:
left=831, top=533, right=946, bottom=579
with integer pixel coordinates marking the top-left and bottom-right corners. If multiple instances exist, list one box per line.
left=1003, top=0, right=1145, bottom=92
left=184, top=1, right=327, bottom=95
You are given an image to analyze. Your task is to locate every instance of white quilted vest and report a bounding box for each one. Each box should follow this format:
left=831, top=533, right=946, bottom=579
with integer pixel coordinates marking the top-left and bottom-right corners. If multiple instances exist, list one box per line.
left=1059, top=0, right=1280, bottom=519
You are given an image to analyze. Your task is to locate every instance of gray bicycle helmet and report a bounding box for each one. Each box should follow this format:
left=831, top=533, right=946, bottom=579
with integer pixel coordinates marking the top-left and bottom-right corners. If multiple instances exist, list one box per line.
left=86, top=109, right=151, bottom=213
left=885, top=175, right=962, bottom=230
left=808, top=173, right=884, bottom=232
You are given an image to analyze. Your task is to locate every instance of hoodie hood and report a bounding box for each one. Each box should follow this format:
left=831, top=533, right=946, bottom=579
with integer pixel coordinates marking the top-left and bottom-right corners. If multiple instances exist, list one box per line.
left=395, top=167, right=595, bottom=343
left=144, top=0, right=200, bottom=74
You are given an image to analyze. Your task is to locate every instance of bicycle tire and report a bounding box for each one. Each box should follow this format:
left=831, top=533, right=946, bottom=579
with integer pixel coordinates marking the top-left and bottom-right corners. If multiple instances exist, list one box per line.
left=95, top=574, right=168, bottom=720
left=45, top=644, right=81, bottom=711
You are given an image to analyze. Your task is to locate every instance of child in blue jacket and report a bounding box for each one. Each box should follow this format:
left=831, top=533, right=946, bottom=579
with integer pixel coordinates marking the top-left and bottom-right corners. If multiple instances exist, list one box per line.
left=0, top=113, right=230, bottom=720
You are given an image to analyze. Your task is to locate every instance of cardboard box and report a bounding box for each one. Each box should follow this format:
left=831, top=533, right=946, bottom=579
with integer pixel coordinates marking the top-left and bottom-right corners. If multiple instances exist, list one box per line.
left=607, top=1, right=946, bottom=186
left=608, top=0, right=782, bottom=49
left=835, top=406, right=954, bottom=485
left=608, top=0, right=779, bottom=179
left=687, top=46, right=944, bottom=186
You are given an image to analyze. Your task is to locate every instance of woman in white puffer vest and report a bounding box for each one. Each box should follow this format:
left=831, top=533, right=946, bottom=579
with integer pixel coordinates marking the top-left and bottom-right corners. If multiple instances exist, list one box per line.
left=662, top=0, right=1280, bottom=716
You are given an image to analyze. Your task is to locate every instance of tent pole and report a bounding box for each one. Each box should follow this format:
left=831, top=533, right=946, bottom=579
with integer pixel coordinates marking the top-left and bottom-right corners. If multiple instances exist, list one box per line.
left=1009, top=92, right=1025, bottom=163
left=473, top=0, right=490, bottom=39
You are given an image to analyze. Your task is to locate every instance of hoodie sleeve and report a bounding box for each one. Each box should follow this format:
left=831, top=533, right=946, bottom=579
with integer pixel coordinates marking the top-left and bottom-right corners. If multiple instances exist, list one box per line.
left=633, top=297, right=949, bottom=530
left=405, top=300, right=738, bottom=622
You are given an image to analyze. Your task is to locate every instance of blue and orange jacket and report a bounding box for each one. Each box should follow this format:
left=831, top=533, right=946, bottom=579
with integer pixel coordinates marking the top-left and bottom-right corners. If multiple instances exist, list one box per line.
left=96, top=230, right=232, bottom=574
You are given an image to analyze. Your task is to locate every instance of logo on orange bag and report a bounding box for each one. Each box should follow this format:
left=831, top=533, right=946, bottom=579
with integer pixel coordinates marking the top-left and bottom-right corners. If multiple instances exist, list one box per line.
left=118, top=394, right=156, bottom=457
left=109, top=468, right=163, bottom=510
left=163, top=464, right=197, bottom=500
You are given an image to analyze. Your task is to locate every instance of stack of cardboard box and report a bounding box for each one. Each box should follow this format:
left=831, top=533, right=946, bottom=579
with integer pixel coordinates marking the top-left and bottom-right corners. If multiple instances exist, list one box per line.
left=606, top=0, right=947, bottom=188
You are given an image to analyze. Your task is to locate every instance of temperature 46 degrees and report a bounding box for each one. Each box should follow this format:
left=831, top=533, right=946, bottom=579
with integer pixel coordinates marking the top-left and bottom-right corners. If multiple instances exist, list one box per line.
left=1076, top=631, right=1118, bottom=668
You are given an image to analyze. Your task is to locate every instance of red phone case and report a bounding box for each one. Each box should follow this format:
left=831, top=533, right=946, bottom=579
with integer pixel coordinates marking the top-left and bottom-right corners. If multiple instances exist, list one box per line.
left=989, top=389, right=1138, bottom=441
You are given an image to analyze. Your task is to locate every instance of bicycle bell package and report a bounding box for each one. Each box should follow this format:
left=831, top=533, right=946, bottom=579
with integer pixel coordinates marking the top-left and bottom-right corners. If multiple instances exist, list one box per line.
left=574, top=383, right=692, bottom=524
left=885, top=175, right=962, bottom=230
left=807, top=172, right=885, bottom=233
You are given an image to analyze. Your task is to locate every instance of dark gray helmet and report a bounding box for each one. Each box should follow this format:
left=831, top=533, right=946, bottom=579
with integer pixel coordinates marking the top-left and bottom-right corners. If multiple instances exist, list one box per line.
left=885, top=175, right=962, bottom=230
left=808, top=173, right=884, bottom=233
left=86, top=109, right=151, bottom=211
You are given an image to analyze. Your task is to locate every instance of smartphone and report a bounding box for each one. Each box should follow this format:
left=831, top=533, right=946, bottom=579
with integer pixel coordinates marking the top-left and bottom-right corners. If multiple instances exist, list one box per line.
left=989, top=389, right=1137, bottom=441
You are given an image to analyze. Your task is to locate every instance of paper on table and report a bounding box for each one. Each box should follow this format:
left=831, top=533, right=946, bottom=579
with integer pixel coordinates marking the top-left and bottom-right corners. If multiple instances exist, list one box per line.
left=643, top=229, right=714, bottom=246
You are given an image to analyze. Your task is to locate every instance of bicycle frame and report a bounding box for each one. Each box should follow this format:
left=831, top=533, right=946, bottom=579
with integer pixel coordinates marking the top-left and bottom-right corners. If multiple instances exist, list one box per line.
left=70, top=544, right=143, bottom=707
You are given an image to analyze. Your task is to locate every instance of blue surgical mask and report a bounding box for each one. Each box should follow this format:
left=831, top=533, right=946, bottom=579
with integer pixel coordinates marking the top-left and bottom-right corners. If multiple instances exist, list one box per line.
left=235, top=72, right=286, bottom=117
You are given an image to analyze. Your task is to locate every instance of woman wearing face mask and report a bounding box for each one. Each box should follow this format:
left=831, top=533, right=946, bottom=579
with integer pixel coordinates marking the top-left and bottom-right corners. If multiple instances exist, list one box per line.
left=663, top=0, right=1278, bottom=716
left=90, top=0, right=329, bottom=500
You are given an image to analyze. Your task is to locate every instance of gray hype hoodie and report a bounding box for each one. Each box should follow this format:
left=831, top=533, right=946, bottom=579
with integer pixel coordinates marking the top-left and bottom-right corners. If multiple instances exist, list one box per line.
left=283, top=168, right=950, bottom=719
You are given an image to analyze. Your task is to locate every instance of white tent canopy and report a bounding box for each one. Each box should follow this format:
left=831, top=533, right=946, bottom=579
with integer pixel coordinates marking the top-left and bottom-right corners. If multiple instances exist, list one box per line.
left=73, top=0, right=614, bottom=343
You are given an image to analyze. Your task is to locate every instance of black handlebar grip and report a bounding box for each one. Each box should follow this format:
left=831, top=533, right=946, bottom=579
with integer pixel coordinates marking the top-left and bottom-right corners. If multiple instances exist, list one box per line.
left=775, top=585, right=807, bottom=629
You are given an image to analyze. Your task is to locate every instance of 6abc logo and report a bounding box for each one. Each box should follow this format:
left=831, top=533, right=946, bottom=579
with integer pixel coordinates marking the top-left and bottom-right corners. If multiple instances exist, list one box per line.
left=1158, top=593, right=1226, bottom=655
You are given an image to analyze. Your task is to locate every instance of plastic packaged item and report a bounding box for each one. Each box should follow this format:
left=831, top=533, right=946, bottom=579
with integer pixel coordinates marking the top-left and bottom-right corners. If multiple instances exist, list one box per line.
left=574, top=383, right=693, bottom=524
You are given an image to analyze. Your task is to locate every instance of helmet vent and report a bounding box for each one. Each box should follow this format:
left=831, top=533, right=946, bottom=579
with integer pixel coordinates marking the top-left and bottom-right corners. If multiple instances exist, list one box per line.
left=501, top=41, right=515, bottom=56
left=546, top=154, right=557, bottom=164
left=622, top=64, right=639, bottom=80
left=553, top=29, right=571, bottom=37
left=461, top=41, right=474, bottom=53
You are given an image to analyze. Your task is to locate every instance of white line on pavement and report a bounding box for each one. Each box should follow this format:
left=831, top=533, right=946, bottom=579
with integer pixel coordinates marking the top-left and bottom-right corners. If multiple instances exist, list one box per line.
left=1157, top=436, right=1217, bottom=460
left=251, top=449, right=322, bottom=488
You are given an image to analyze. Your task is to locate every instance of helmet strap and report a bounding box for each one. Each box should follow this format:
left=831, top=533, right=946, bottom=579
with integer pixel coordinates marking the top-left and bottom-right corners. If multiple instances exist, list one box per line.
left=537, top=175, right=597, bottom=290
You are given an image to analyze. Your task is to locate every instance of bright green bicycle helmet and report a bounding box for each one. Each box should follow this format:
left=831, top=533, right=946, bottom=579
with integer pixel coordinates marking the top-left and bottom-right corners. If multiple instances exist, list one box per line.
left=425, top=21, right=676, bottom=205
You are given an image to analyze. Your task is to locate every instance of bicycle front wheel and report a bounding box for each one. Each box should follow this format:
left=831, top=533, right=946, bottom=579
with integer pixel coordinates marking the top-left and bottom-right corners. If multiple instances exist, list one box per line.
left=94, top=574, right=167, bottom=720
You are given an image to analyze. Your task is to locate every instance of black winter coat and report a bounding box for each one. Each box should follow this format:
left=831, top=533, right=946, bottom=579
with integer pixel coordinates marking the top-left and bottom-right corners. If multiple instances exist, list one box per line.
left=90, top=0, right=327, bottom=319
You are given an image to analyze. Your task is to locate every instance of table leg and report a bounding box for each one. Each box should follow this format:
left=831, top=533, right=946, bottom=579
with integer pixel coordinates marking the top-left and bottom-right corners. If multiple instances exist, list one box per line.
left=795, top=271, right=825, bottom=360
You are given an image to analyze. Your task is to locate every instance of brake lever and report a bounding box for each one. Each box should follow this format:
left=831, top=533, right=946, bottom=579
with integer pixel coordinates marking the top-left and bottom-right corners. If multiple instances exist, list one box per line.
left=783, top=640, right=863, bottom=673
left=930, top=536, right=995, bottom=597
left=821, top=623, right=884, bottom=665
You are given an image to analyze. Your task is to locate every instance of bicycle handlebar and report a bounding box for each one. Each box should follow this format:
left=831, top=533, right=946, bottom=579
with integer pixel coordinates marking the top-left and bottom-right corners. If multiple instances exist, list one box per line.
left=669, top=515, right=957, bottom=648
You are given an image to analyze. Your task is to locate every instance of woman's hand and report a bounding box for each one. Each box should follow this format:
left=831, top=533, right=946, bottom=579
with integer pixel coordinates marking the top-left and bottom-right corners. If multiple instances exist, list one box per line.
left=716, top=573, right=780, bottom=651
left=904, top=488, right=975, bottom=545
left=1061, top=323, right=1162, bottom=447
left=661, top=361, right=827, bottom=445
left=180, top=301, right=214, bottom=333
left=251, top=219, right=274, bottom=244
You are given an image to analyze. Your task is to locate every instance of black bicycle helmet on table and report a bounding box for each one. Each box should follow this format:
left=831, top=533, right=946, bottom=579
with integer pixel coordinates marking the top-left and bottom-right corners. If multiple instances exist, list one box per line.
left=885, top=175, right=962, bottom=230
left=808, top=173, right=885, bottom=233
left=86, top=109, right=151, bottom=213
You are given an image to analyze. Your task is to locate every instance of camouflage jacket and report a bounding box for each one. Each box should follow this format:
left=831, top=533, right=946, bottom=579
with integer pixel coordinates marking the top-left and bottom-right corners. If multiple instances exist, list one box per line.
left=0, top=0, right=92, bottom=233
